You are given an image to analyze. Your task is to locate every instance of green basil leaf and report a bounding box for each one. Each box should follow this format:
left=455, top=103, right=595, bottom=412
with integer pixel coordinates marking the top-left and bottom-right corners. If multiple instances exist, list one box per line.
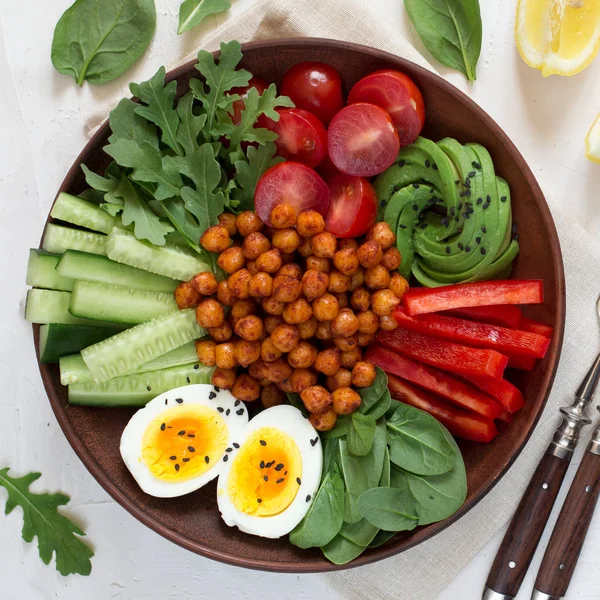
left=357, top=487, right=419, bottom=532
left=386, top=403, right=456, bottom=476
left=178, top=0, right=231, bottom=34
left=51, top=0, right=156, bottom=86
left=403, top=0, right=482, bottom=82
left=339, top=518, right=379, bottom=547
left=347, top=412, right=376, bottom=456
left=358, top=367, right=388, bottom=413
left=321, top=533, right=365, bottom=565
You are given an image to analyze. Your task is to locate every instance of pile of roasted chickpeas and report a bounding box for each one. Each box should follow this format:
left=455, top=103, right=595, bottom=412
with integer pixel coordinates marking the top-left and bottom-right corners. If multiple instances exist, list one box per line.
left=174, top=204, right=408, bottom=432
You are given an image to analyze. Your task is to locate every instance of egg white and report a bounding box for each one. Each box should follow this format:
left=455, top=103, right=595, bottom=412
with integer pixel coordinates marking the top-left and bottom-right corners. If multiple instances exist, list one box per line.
left=120, top=384, right=249, bottom=498
left=217, top=405, right=323, bottom=539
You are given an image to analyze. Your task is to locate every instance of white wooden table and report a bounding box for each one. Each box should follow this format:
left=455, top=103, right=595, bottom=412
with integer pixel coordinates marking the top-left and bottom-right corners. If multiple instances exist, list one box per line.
left=2, top=1, right=600, bottom=598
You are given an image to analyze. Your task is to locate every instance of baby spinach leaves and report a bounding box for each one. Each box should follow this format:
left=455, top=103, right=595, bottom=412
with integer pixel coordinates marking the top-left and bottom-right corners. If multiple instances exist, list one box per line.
left=51, top=0, right=156, bottom=86
left=357, top=488, right=419, bottom=532
left=347, top=412, right=376, bottom=456
left=178, top=0, right=231, bottom=35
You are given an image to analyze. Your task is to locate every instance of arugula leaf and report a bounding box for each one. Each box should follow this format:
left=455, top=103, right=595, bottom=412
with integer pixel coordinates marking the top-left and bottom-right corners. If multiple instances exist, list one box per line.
left=108, top=98, right=158, bottom=148
left=0, top=467, right=93, bottom=576
left=81, top=164, right=120, bottom=195
left=176, top=92, right=207, bottom=155
left=130, top=67, right=182, bottom=154
left=178, top=0, right=231, bottom=34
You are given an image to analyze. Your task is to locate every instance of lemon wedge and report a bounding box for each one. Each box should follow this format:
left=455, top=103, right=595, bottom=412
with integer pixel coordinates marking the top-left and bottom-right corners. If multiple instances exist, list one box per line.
left=585, top=113, right=600, bottom=163
left=516, top=0, right=600, bottom=76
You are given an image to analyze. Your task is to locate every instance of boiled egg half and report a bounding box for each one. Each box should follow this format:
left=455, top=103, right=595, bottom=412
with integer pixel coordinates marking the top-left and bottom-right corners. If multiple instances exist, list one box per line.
left=120, top=384, right=248, bottom=498
left=217, top=405, right=323, bottom=539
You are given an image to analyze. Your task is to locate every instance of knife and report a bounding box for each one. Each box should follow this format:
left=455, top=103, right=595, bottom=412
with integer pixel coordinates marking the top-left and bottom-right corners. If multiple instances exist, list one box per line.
left=482, top=353, right=600, bottom=600
left=531, top=407, right=600, bottom=600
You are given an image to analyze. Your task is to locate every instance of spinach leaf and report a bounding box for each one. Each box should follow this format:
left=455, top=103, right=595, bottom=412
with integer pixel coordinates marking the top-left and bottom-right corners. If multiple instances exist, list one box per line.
left=322, top=437, right=341, bottom=475
left=403, top=0, right=482, bottom=82
left=358, top=367, right=388, bottom=413
left=386, top=403, right=456, bottom=476
left=369, top=530, right=396, bottom=548
left=320, top=414, right=351, bottom=440
left=178, top=0, right=231, bottom=34
left=380, top=447, right=391, bottom=487
left=363, top=389, right=392, bottom=421
left=321, top=533, right=366, bottom=565
left=108, top=99, right=158, bottom=148
left=51, top=0, right=156, bottom=85
left=357, top=488, right=419, bottom=532
left=347, top=412, right=376, bottom=456
left=286, top=392, right=310, bottom=418
left=339, top=518, right=379, bottom=547
left=289, top=465, right=345, bottom=549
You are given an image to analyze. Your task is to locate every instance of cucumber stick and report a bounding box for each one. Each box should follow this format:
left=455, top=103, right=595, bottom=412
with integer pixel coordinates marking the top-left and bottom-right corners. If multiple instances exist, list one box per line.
left=26, top=250, right=74, bottom=291
left=68, top=363, right=213, bottom=407
left=60, top=341, right=198, bottom=385
left=107, top=228, right=209, bottom=281
left=42, top=223, right=107, bottom=256
left=40, top=324, right=121, bottom=363
left=56, top=250, right=180, bottom=293
left=81, top=308, right=205, bottom=382
left=69, top=281, right=177, bottom=325
left=51, top=193, right=120, bottom=234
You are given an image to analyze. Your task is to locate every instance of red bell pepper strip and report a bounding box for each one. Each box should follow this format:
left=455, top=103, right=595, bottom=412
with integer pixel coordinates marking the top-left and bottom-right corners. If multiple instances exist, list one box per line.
left=445, top=305, right=523, bottom=329
left=497, top=411, right=514, bottom=425
left=461, top=373, right=525, bottom=413
left=364, top=344, right=504, bottom=420
left=520, top=317, right=553, bottom=339
left=403, top=280, right=544, bottom=316
left=387, top=374, right=499, bottom=443
left=378, top=328, right=509, bottom=380
left=393, top=307, right=550, bottom=359
left=507, top=355, right=537, bottom=371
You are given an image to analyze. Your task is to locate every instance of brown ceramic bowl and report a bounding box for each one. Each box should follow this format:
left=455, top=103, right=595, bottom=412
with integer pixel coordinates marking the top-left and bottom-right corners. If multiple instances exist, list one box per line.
left=37, top=38, right=565, bottom=572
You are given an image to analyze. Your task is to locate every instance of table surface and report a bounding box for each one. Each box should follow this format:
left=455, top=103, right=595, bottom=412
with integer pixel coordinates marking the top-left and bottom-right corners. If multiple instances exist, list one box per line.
left=2, top=1, right=600, bottom=599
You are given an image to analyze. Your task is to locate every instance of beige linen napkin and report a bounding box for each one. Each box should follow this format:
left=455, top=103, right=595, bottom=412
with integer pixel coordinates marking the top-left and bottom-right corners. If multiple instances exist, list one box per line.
left=86, top=1, right=600, bottom=599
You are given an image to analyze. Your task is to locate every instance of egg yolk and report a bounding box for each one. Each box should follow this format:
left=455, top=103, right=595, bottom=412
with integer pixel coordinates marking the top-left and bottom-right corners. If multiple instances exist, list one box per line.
left=141, top=405, right=228, bottom=482
left=227, top=427, right=302, bottom=517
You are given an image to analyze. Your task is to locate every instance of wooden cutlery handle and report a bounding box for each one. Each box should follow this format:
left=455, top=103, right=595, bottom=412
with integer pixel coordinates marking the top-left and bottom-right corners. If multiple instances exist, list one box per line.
left=534, top=450, right=600, bottom=599
left=485, top=452, right=571, bottom=598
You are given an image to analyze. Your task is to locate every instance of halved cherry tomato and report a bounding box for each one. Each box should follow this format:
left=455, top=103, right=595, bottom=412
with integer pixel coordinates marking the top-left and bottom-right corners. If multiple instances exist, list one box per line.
left=317, top=153, right=342, bottom=182
left=348, top=70, right=425, bottom=146
left=280, top=62, right=344, bottom=125
left=258, top=108, right=327, bottom=168
left=325, top=174, right=377, bottom=238
left=254, top=162, right=330, bottom=226
left=228, top=77, right=269, bottom=126
left=328, top=103, right=400, bottom=177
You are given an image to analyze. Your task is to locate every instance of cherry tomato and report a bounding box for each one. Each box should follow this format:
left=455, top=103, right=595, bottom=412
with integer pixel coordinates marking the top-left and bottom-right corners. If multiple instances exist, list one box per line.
left=348, top=70, right=425, bottom=146
left=328, top=103, right=400, bottom=177
left=259, top=108, right=328, bottom=168
left=280, top=62, right=344, bottom=125
left=254, top=162, right=330, bottom=226
left=317, top=153, right=342, bottom=182
left=228, top=77, right=269, bottom=126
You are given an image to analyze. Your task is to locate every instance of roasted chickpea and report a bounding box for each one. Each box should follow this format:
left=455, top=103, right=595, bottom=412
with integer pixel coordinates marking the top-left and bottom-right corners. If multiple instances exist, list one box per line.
left=195, top=339, right=216, bottom=367
left=326, top=368, right=353, bottom=392
left=311, top=232, right=337, bottom=258
left=249, top=359, right=267, bottom=380
left=334, top=335, right=358, bottom=351
left=175, top=282, right=201, bottom=309
left=272, top=275, right=302, bottom=303
left=351, top=287, right=371, bottom=312
left=341, top=347, right=362, bottom=369
left=334, top=292, right=349, bottom=309
left=235, top=340, right=261, bottom=368
left=288, top=368, right=316, bottom=394
left=381, top=247, right=402, bottom=271
left=315, top=347, right=342, bottom=376
left=288, top=341, right=318, bottom=368
left=217, top=280, right=235, bottom=307
left=348, top=267, right=366, bottom=292
left=357, top=240, right=383, bottom=269
left=270, top=203, right=297, bottom=228
left=261, top=337, right=284, bottom=362
left=248, top=272, right=274, bottom=298
left=200, top=224, right=231, bottom=253
left=215, top=342, right=237, bottom=369
left=256, top=248, right=282, bottom=274
left=277, top=378, right=294, bottom=393
left=352, top=362, right=377, bottom=388
left=365, top=265, right=391, bottom=290
left=309, top=409, right=338, bottom=431
left=367, top=221, right=396, bottom=250
left=333, top=248, right=360, bottom=276
left=389, top=272, right=410, bottom=300
left=312, top=293, right=339, bottom=321
left=270, top=323, right=300, bottom=353
left=328, top=270, right=351, bottom=293
left=261, top=384, right=286, bottom=409
left=259, top=378, right=272, bottom=387
left=246, top=260, right=259, bottom=276
left=262, top=358, right=293, bottom=384
left=301, top=269, right=329, bottom=302
left=297, top=316, right=318, bottom=339
left=242, top=232, right=271, bottom=260
left=296, top=210, right=326, bottom=237
left=234, top=315, right=264, bottom=341
left=297, top=237, right=313, bottom=258
left=211, top=367, right=237, bottom=390
left=277, top=263, right=303, bottom=280
left=228, top=268, right=252, bottom=299
left=357, top=332, right=377, bottom=347
left=371, top=289, right=401, bottom=316
left=217, top=246, right=245, bottom=275
left=262, top=296, right=285, bottom=315
left=357, top=310, right=379, bottom=334
left=218, top=212, right=237, bottom=236
left=190, top=271, right=218, bottom=296
left=271, top=228, right=301, bottom=253
left=305, top=256, right=331, bottom=274
left=316, top=320, right=334, bottom=340
left=332, top=387, right=362, bottom=415
left=236, top=211, right=264, bottom=237
left=208, top=320, right=233, bottom=342
left=331, top=308, right=360, bottom=338
left=338, top=238, right=359, bottom=251
left=196, top=298, right=225, bottom=328
left=231, top=298, right=256, bottom=321
left=379, top=314, right=398, bottom=331
left=264, top=315, right=285, bottom=335
left=283, top=298, right=313, bottom=325
left=300, top=385, right=333, bottom=414
left=231, top=374, right=261, bottom=402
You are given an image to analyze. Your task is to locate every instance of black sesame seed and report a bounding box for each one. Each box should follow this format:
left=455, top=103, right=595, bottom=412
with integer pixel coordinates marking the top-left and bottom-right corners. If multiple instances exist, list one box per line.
left=455, top=180, right=460, bottom=185
left=465, top=247, right=471, bottom=253
left=205, top=456, right=210, bottom=463
left=468, top=171, right=476, bottom=178
left=412, top=183, right=420, bottom=190
left=260, top=460, right=265, bottom=469
left=257, top=498, right=262, bottom=503
left=306, top=495, right=312, bottom=502
left=425, top=160, right=431, bottom=168
left=462, top=212, right=470, bottom=219
left=399, top=224, right=407, bottom=229
left=432, top=164, right=438, bottom=170
left=472, top=161, right=481, bottom=169
left=178, top=431, right=185, bottom=436
left=175, top=398, right=183, bottom=404
left=226, top=409, right=231, bottom=416
left=458, top=243, right=464, bottom=250
left=266, top=461, right=275, bottom=468
left=236, top=408, right=244, bottom=415
left=459, top=191, right=466, bottom=198
left=399, top=160, right=406, bottom=167
left=465, top=190, right=471, bottom=197
left=260, top=440, right=267, bottom=446
left=296, top=477, right=302, bottom=485
left=165, top=399, right=168, bottom=405
left=284, top=471, right=288, bottom=475
left=194, top=364, right=199, bottom=370
left=226, top=447, right=232, bottom=453
left=170, top=456, right=176, bottom=460
left=147, top=386, right=151, bottom=391
left=209, top=391, right=217, bottom=400
left=234, top=400, right=240, bottom=407
left=476, top=197, right=483, bottom=205
left=182, top=458, right=190, bottom=463
left=481, top=247, right=487, bottom=255
left=186, top=377, right=191, bottom=384
left=264, top=476, right=269, bottom=482
left=188, top=434, right=195, bottom=438
left=486, top=195, right=491, bottom=203
left=188, top=446, right=195, bottom=452
left=276, top=478, right=284, bottom=484
left=445, top=246, right=451, bottom=254
left=233, top=443, right=240, bottom=448
left=217, top=407, right=224, bottom=413
left=214, top=386, right=220, bottom=392
left=275, top=463, right=284, bottom=471
left=223, top=455, right=229, bottom=462
left=501, top=196, right=507, bottom=203
left=310, top=437, right=318, bottom=447
left=175, top=464, right=180, bottom=472
left=465, top=178, right=471, bottom=187
left=161, top=423, right=166, bottom=431
left=476, top=237, right=481, bottom=244
left=481, top=226, right=487, bottom=233
left=458, top=203, right=463, bottom=210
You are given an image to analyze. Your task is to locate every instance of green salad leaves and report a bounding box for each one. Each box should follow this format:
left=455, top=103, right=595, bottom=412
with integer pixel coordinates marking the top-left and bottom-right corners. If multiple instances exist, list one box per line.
left=178, top=0, right=231, bottom=35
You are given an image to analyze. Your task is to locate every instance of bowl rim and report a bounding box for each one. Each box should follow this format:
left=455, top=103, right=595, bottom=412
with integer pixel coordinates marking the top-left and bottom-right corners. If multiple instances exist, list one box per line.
left=39, top=37, right=566, bottom=573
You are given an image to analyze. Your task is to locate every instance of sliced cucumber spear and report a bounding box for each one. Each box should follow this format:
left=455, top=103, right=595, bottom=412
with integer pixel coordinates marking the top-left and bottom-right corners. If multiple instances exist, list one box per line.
left=26, top=249, right=75, bottom=292
left=40, top=324, right=121, bottom=364
left=51, top=192, right=120, bottom=234
left=42, top=223, right=107, bottom=256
